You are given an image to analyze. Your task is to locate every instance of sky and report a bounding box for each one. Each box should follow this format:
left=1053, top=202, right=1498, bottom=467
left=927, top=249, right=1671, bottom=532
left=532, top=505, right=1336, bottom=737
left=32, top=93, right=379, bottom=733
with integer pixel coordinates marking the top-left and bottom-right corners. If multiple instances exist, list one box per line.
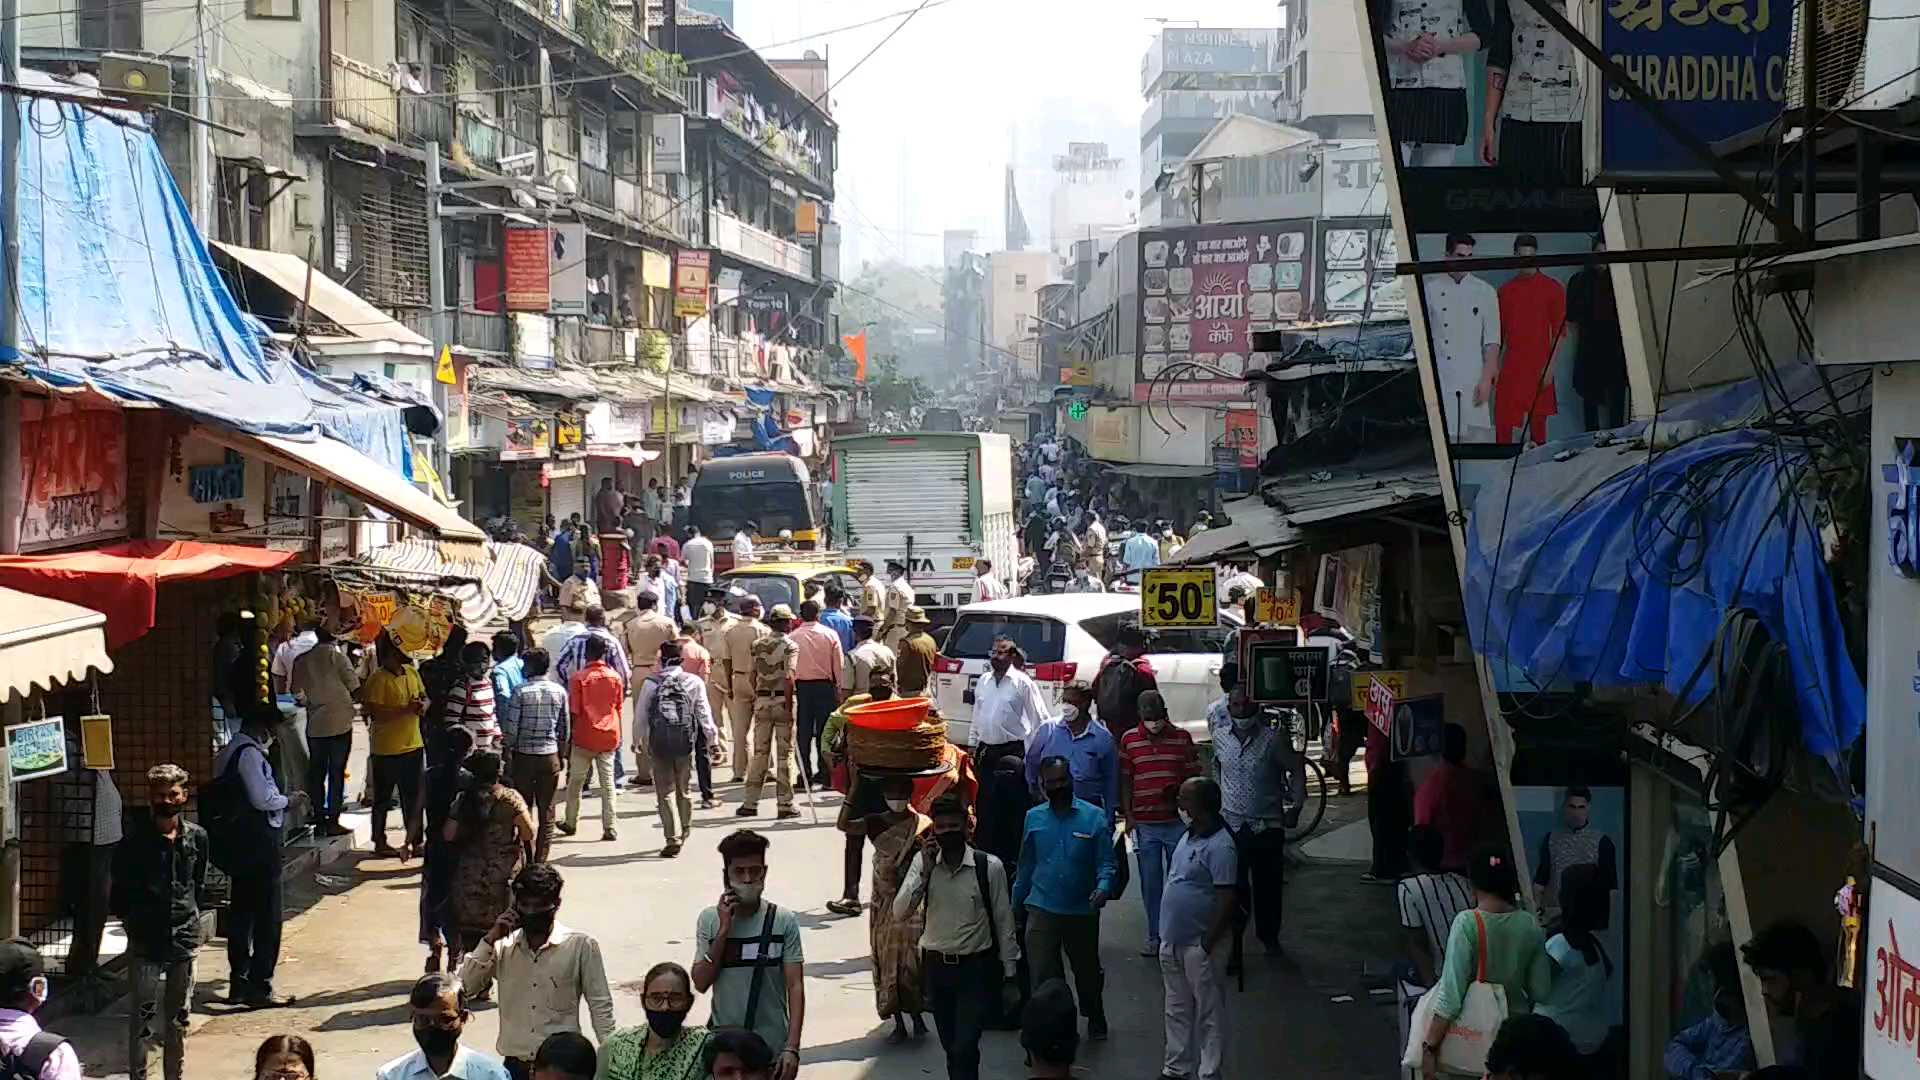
left=731, top=0, right=1283, bottom=271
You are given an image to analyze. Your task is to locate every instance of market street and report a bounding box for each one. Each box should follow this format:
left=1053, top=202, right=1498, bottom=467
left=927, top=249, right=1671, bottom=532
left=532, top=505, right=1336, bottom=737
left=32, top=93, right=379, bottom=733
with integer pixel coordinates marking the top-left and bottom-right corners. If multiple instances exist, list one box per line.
left=48, top=772, right=1395, bottom=1079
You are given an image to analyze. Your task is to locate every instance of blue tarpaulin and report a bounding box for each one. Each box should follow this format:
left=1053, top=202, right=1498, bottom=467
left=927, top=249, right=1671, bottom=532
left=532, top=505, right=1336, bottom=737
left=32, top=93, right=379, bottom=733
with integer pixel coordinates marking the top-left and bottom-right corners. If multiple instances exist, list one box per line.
left=4, top=81, right=411, bottom=477
left=1464, top=418, right=1865, bottom=767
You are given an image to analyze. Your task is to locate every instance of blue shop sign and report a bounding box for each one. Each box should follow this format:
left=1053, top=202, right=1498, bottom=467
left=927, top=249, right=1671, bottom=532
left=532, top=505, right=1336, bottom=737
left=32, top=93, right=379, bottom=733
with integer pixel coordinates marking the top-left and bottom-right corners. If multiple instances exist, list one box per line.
left=1885, top=436, right=1920, bottom=577
left=1598, top=0, right=1792, bottom=180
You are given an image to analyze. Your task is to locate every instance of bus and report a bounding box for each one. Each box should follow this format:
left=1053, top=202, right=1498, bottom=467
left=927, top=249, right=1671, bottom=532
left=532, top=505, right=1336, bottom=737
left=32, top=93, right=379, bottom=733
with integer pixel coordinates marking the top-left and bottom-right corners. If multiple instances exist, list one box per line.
left=690, top=454, right=820, bottom=572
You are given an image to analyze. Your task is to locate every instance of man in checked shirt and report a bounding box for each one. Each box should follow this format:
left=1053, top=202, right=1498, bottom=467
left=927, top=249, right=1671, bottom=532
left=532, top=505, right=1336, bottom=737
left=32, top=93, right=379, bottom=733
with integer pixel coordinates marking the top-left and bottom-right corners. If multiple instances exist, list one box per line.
left=501, top=649, right=567, bottom=862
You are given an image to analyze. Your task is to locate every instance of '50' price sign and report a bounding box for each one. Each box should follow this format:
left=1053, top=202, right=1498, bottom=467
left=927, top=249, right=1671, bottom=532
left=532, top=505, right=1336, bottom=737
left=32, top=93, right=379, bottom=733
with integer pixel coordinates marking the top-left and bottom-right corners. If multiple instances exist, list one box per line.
left=1141, top=568, right=1217, bottom=628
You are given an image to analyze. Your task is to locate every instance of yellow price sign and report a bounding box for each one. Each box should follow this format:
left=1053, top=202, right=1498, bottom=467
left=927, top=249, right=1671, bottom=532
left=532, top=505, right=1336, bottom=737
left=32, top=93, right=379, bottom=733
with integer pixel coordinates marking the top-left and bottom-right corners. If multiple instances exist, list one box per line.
left=1141, top=567, right=1217, bottom=628
left=950, top=556, right=975, bottom=570
left=1253, top=588, right=1298, bottom=625
left=1351, top=670, right=1409, bottom=710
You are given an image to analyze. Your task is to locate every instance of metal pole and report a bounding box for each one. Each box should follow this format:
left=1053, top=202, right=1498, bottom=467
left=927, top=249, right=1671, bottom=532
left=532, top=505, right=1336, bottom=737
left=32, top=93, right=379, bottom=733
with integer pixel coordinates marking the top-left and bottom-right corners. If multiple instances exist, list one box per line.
left=0, top=0, right=19, bottom=935
left=191, top=0, right=212, bottom=231
left=426, top=142, right=451, bottom=484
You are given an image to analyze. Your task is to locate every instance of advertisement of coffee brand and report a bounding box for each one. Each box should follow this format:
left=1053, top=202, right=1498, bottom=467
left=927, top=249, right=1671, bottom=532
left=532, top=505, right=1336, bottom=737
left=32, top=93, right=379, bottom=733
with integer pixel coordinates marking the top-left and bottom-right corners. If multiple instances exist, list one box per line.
left=1137, top=219, right=1315, bottom=388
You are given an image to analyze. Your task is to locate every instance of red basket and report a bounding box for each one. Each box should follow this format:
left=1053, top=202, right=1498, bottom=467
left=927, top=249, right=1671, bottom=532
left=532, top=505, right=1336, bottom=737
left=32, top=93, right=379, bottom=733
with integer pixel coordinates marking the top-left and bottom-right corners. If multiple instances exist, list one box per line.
left=845, top=696, right=933, bottom=731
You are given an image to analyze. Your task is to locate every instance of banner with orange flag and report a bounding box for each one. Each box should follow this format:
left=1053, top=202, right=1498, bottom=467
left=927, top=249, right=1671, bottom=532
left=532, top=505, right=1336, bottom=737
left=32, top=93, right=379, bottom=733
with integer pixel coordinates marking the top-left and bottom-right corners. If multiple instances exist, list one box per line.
left=843, top=330, right=869, bottom=382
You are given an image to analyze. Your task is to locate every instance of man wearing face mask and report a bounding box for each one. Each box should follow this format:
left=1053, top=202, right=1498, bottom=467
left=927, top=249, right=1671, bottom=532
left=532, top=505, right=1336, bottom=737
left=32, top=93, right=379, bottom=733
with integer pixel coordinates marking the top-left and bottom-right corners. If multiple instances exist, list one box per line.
left=208, top=704, right=297, bottom=1009
left=1117, top=690, right=1201, bottom=958
left=693, top=830, right=806, bottom=1080
left=892, top=793, right=1019, bottom=1080
left=1021, top=684, right=1117, bottom=822
left=378, top=973, right=511, bottom=1080
left=1014, top=757, right=1117, bottom=1041
left=0, top=939, right=78, bottom=1080
left=1206, top=664, right=1302, bottom=968
left=1158, top=777, right=1238, bottom=1080
left=457, top=863, right=615, bottom=1080
left=695, top=591, right=739, bottom=768
left=113, top=764, right=208, bottom=1080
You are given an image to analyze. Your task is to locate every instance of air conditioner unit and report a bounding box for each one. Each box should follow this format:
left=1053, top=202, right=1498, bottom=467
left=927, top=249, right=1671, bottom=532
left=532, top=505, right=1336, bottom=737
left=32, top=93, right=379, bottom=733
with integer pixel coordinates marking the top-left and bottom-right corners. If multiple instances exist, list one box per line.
left=99, top=53, right=173, bottom=101
left=1788, top=0, right=1871, bottom=109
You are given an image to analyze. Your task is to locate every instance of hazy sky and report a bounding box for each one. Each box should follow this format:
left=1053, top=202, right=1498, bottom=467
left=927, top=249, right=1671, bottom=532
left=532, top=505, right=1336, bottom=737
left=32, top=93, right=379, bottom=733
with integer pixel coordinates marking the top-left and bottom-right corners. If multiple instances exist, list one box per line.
left=732, top=0, right=1282, bottom=271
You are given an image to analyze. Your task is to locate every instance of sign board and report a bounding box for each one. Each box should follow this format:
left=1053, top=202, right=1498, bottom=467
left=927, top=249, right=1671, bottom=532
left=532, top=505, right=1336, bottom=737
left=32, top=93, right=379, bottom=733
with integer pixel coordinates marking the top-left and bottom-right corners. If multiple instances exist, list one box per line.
left=18, top=403, right=127, bottom=552
left=653, top=113, right=686, bottom=175
left=503, top=226, right=550, bottom=311
left=1391, top=694, right=1446, bottom=761
left=1138, top=218, right=1313, bottom=390
left=265, top=465, right=310, bottom=553
left=1886, top=437, right=1920, bottom=577
left=1253, top=588, right=1298, bottom=625
left=1354, top=670, right=1410, bottom=712
left=1866, top=873, right=1920, bottom=1078
left=434, top=344, right=455, bottom=385
left=318, top=485, right=353, bottom=564
left=796, top=201, right=819, bottom=238
left=1085, top=405, right=1138, bottom=461
left=674, top=250, right=712, bottom=319
left=1596, top=0, right=1792, bottom=181
left=547, top=222, right=588, bottom=315
left=5, top=716, right=67, bottom=781
left=1224, top=409, right=1260, bottom=467
left=1246, top=642, right=1330, bottom=705
left=1141, top=567, right=1217, bottom=628
left=79, top=714, right=113, bottom=770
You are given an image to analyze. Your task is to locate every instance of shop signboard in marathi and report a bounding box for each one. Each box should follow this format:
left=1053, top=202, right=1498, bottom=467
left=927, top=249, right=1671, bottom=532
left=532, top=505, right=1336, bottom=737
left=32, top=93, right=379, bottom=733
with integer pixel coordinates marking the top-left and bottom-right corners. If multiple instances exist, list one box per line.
left=1597, top=0, right=1791, bottom=181
left=1884, top=437, right=1920, bottom=577
left=1365, top=672, right=1399, bottom=736
left=265, top=466, right=311, bottom=554
left=674, top=250, right=712, bottom=319
left=318, top=486, right=353, bottom=564
left=547, top=222, right=588, bottom=316
left=1138, top=218, right=1312, bottom=393
left=1865, top=873, right=1920, bottom=1079
left=18, top=402, right=127, bottom=552
left=503, top=226, right=551, bottom=311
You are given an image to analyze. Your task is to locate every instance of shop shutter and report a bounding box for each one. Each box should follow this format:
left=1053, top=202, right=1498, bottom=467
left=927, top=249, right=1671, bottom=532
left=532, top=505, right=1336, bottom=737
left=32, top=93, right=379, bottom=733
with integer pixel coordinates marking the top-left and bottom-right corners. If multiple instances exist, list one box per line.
left=843, top=449, right=971, bottom=549
left=549, top=472, right=586, bottom=527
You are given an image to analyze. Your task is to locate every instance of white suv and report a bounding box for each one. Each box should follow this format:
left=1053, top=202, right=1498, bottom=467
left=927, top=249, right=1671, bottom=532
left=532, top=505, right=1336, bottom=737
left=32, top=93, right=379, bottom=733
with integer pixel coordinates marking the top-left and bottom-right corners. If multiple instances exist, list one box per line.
left=932, top=594, right=1242, bottom=746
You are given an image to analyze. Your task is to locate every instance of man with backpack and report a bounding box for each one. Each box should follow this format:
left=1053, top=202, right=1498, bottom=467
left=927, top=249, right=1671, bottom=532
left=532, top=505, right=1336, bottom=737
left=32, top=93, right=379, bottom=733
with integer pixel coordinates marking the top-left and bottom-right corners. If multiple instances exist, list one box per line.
left=1091, top=629, right=1159, bottom=740
left=0, top=939, right=77, bottom=1080
left=206, top=704, right=298, bottom=1008
left=635, top=639, right=718, bottom=859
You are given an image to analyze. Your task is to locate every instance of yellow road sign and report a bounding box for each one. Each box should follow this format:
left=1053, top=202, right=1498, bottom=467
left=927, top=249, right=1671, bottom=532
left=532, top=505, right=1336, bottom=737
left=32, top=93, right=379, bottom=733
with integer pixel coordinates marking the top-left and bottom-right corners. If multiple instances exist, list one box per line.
left=1253, top=588, right=1298, bottom=625
left=1141, top=567, right=1217, bottom=628
left=434, top=344, right=456, bottom=385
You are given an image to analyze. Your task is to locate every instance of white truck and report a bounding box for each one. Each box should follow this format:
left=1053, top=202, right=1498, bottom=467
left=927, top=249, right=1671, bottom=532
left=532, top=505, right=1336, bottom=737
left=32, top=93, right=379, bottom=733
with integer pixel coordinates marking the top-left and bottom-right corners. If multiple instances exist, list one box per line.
left=831, top=431, right=1019, bottom=623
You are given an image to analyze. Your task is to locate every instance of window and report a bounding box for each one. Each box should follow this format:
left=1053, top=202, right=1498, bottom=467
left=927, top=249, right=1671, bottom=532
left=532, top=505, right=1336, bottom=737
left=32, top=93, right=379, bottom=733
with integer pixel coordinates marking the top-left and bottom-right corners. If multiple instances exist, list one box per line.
left=77, top=0, right=140, bottom=47
left=1014, top=273, right=1028, bottom=287
left=246, top=0, right=298, bottom=18
left=217, top=159, right=270, bottom=248
left=945, top=614, right=1071, bottom=664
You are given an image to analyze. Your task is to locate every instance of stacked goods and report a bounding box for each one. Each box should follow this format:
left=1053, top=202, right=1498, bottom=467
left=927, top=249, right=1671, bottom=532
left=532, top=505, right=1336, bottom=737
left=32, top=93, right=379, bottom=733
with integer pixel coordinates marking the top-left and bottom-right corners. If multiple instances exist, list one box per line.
left=845, top=697, right=946, bottom=772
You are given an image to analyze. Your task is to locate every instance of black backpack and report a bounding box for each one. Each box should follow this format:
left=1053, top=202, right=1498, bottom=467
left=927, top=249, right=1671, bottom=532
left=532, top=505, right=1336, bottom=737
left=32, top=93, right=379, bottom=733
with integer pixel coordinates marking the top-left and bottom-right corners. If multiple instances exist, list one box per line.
left=2, top=1031, right=68, bottom=1080
left=1093, top=655, right=1153, bottom=736
left=203, top=741, right=281, bottom=877
left=646, top=673, right=697, bottom=760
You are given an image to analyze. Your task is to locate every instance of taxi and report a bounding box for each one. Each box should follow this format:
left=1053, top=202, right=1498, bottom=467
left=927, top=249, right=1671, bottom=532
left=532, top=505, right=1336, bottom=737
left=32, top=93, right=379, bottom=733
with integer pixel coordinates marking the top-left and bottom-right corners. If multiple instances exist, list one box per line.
left=718, top=554, right=865, bottom=614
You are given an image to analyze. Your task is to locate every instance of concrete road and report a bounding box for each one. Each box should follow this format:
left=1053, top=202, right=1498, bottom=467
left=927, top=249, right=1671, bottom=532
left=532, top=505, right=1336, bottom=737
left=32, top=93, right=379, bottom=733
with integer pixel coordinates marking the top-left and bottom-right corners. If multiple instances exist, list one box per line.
left=56, top=771, right=1402, bottom=1079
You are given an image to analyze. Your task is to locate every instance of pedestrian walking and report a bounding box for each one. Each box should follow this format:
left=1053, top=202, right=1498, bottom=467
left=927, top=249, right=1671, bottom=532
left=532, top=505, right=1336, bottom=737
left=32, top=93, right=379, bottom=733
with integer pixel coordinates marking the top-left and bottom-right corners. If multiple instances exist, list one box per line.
left=819, top=584, right=855, bottom=651
left=893, top=607, right=939, bottom=697
left=722, top=597, right=772, bottom=782
left=1158, top=777, right=1238, bottom=1080
left=855, top=561, right=885, bottom=620
left=1022, top=683, right=1117, bottom=817
left=692, top=831, right=805, bottom=1079
left=863, top=776, right=931, bottom=1045
left=0, top=939, right=78, bottom=1080
left=113, top=764, right=206, bottom=1080
left=447, top=751, right=537, bottom=965
left=362, top=636, right=430, bottom=859
left=555, top=606, right=632, bottom=688
left=737, top=605, right=801, bottom=820
left=207, top=705, right=296, bottom=1008
left=378, top=973, right=512, bottom=1080
left=458, top=864, right=615, bottom=1080
left=1416, top=849, right=1553, bottom=1080
left=841, top=617, right=895, bottom=697
left=880, top=560, right=915, bottom=652
left=423, top=727, right=478, bottom=974
left=1021, top=979, right=1082, bottom=1080
left=636, top=639, right=718, bottom=858
left=1014, top=757, right=1116, bottom=1040
left=1117, top=690, right=1201, bottom=957
left=701, top=1030, right=776, bottom=1080
left=529, top=1032, right=596, bottom=1080
left=695, top=594, right=738, bottom=768
left=562, top=635, right=626, bottom=841
left=674, top=625, right=721, bottom=808
left=1090, top=629, right=1157, bottom=740
left=491, top=631, right=528, bottom=712
left=1399, top=826, right=1476, bottom=986
left=422, top=627, right=473, bottom=740
left=598, top=962, right=713, bottom=1080
left=1208, top=665, right=1301, bottom=966
left=684, top=526, right=716, bottom=613
left=788, top=599, right=845, bottom=791
left=892, top=793, right=1019, bottom=1080
left=253, top=1034, right=314, bottom=1080
left=501, top=648, right=567, bottom=862
left=969, top=639, right=1049, bottom=838
left=289, top=625, right=358, bottom=837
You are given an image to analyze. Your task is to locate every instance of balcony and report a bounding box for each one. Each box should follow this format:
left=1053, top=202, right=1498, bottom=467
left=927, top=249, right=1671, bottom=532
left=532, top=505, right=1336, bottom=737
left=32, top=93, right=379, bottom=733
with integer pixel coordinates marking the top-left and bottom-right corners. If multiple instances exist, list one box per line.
left=583, top=323, right=629, bottom=365
left=707, top=208, right=812, bottom=282
left=455, top=113, right=536, bottom=174
left=682, top=332, right=747, bottom=378
left=330, top=53, right=398, bottom=140
left=613, top=177, right=687, bottom=243
left=399, top=307, right=510, bottom=355
left=579, top=162, right=613, bottom=209
left=399, top=90, right=454, bottom=149
left=674, top=76, right=704, bottom=111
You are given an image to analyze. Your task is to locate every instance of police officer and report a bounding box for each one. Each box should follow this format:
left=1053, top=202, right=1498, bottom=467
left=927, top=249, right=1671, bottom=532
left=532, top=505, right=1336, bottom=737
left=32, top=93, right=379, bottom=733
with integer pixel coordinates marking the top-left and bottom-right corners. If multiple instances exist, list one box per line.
left=737, top=604, right=800, bottom=820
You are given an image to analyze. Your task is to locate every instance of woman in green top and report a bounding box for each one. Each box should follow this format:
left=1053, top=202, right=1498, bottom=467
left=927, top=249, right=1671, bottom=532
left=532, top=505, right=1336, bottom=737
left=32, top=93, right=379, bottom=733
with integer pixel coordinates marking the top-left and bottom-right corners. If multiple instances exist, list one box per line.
left=1419, top=847, right=1552, bottom=1079
left=599, top=962, right=712, bottom=1080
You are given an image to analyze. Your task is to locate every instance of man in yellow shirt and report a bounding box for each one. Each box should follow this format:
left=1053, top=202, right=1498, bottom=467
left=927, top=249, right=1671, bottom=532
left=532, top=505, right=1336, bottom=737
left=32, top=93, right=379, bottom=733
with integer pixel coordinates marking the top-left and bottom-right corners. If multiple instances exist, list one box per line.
left=360, top=637, right=428, bottom=858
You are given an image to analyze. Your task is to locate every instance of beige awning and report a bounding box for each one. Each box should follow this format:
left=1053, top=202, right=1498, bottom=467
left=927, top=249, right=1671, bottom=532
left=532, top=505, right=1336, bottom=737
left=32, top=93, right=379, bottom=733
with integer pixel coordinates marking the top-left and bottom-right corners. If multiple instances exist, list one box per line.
left=213, top=241, right=430, bottom=346
left=0, top=588, right=113, bottom=703
left=200, top=426, right=487, bottom=544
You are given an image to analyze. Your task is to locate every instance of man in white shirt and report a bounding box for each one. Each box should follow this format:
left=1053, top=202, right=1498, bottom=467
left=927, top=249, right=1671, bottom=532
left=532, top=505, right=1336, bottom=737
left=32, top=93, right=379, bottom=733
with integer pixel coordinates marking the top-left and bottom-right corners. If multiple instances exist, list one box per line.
left=1222, top=564, right=1264, bottom=601
left=968, top=639, right=1050, bottom=758
left=270, top=623, right=319, bottom=695
left=683, top=524, right=716, bottom=611
left=733, top=522, right=758, bottom=567
left=0, top=939, right=83, bottom=1080
left=457, top=864, right=614, bottom=1077
left=880, top=559, right=916, bottom=652
left=1425, top=233, right=1502, bottom=442
left=973, top=560, right=1008, bottom=603
left=1083, top=512, right=1108, bottom=556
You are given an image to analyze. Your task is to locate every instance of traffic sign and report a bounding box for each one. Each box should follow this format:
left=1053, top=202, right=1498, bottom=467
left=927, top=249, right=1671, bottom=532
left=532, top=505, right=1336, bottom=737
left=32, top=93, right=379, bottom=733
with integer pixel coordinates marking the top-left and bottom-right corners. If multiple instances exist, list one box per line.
left=1141, top=567, right=1216, bottom=628
left=1253, top=588, right=1298, bottom=625
left=434, top=344, right=455, bottom=384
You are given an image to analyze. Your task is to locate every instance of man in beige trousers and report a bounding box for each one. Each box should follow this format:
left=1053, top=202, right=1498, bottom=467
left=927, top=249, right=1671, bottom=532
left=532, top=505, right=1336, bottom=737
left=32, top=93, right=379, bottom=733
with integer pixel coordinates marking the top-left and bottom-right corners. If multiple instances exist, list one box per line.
left=722, top=595, right=771, bottom=782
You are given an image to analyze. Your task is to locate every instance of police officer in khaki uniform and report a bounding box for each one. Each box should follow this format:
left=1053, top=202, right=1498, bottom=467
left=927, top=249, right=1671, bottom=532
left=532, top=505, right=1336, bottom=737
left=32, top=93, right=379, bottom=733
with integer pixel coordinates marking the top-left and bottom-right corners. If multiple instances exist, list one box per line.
left=855, top=560, right=885, bottom=621
left=721, top=592, right=771, bottom=782
left=739, top=603, right=800, bottom=819
left=620, top=589, right=678, bottom=784
left=695, top=592, right=739, bottom=764
left=879, top=559, right=914, bottom=653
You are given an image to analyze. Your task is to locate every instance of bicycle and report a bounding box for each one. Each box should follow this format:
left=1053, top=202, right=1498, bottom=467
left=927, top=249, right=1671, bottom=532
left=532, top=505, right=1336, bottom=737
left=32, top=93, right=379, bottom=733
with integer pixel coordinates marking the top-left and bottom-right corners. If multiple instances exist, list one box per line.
left=1280, top=707, right=1330, bottom=843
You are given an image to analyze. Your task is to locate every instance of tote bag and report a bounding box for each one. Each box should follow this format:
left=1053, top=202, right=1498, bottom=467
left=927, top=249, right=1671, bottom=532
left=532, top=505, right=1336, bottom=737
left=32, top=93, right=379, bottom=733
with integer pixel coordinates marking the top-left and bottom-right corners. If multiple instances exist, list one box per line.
left=1400, top=909, right=1510, bottom=1074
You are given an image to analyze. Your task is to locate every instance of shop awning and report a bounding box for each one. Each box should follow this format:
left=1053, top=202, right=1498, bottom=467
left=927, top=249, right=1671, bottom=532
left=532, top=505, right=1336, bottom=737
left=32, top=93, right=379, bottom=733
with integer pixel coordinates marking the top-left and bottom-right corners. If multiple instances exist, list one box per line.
left=202, top=427, right=487, bottom=544
left=212, top=242, right=431, bottom=346
left=0, top=588, right=114, bottom=702
left=340, top=538, right=549, bottom=627
left=0, top=542, right=296, bottom=648
left=1175, top=498, right=1300, bottom=564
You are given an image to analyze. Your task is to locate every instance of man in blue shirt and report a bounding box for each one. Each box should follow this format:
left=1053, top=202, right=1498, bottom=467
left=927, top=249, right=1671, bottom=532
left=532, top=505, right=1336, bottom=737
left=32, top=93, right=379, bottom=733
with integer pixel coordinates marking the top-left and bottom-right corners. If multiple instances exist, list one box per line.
left=489, top=631, right=526, bottom=713
left=1022, top=684, right=1117, bottom=820
left=1665, top=943, right=1755, bottom=1080
left=819, top=584, right=855, bottom=652
left=1014, top=756, right=1117, bottom=1040
left=1120, top=523, right=1161, bottom=572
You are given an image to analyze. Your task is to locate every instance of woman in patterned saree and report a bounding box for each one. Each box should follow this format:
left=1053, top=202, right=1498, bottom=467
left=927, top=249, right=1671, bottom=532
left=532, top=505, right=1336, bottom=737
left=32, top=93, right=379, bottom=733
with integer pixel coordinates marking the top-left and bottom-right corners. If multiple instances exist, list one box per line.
left=598, top=962, right=712, bottom=1080
left=867, top=774, right=931, bottom=1044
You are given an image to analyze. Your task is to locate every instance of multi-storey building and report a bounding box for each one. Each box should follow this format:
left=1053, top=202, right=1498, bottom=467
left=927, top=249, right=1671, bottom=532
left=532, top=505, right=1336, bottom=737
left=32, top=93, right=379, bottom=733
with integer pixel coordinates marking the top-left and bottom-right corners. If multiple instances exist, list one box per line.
left=1047, top=141, right=1133, bottom=278
left=1138, top=27, right=1282, bottom=226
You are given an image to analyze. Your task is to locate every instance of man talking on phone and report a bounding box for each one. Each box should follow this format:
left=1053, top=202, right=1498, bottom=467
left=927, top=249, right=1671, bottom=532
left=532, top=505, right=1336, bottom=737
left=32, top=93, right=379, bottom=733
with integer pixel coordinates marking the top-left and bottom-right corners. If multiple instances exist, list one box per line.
left=693, top=830, right=805, bottom=1080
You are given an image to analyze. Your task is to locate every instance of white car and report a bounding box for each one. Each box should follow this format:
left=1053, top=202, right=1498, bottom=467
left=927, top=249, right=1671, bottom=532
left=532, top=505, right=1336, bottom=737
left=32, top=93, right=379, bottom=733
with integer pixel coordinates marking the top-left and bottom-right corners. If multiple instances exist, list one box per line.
left=931, top=594, right=1242, bottom=747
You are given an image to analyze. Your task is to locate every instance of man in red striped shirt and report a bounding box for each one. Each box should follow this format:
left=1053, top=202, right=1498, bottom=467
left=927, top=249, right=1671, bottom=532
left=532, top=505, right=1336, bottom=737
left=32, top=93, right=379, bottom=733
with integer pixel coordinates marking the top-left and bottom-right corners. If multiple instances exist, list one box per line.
left=1117, top=690, right=1201, bottom=957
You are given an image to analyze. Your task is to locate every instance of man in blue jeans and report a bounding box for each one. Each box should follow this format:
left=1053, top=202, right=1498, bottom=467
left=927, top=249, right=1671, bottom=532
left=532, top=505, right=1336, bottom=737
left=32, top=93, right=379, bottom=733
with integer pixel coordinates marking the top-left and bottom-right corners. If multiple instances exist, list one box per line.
left=290, top=626, right=359, bottom=836
left=1117, top=690, right=1200, bottom=956
left=1015, top=756, right=1118, bottom=1040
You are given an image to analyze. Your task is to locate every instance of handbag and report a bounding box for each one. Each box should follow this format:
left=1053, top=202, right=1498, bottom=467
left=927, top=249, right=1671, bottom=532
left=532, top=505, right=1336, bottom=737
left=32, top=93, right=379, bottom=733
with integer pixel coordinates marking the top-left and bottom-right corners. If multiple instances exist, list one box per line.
left=1399, top=910, right=1509, bottom=1074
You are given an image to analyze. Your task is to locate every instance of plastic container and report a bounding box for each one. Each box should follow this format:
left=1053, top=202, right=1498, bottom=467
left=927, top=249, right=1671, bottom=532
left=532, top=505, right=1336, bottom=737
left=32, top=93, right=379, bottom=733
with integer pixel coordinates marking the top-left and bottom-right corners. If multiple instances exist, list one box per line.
left=844, top=696, right=933, bottom=731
